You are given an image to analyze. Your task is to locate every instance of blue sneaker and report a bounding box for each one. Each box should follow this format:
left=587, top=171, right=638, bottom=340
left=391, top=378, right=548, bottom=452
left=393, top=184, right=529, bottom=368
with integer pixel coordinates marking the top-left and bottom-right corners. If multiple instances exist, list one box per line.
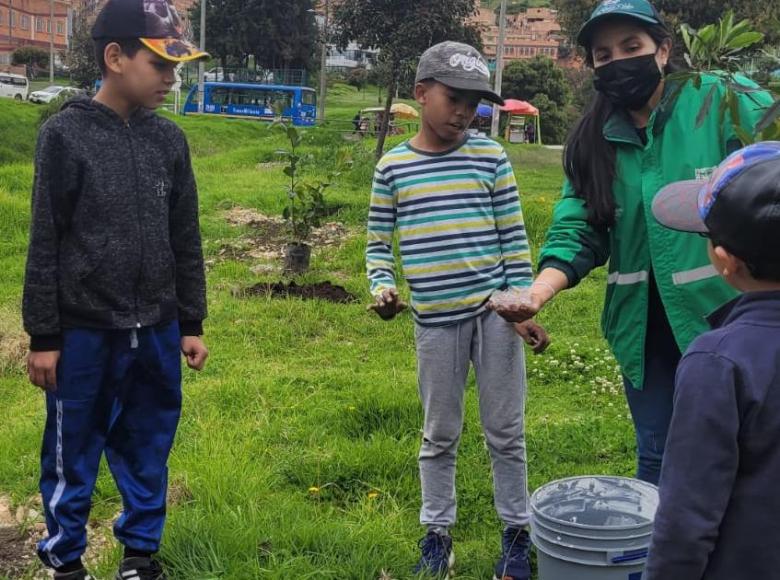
left=493, top=527, right=531, bottom=580
left=413, top=531, right=455, bottom=578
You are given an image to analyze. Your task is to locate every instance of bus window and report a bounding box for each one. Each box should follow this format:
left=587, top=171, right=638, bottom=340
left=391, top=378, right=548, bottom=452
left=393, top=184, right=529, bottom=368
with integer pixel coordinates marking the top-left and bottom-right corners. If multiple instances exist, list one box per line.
left=210, top=87, right=230, bottom=106
left=302, top=91, right=316, bottom=106
left=229, top=88, right=264, bottom=106
left=277, top=91, right=293, bottom=109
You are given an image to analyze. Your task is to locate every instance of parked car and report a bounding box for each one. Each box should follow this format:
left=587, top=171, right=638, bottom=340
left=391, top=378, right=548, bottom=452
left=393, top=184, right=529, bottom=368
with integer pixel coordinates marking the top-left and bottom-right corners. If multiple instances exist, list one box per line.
left=29, top=85, right=82, bottom=104
left=203, top=67, right=238, bottom=82
left=204, top=67, right=225, bottom=82
left=0, top=73, right=30, bottom=101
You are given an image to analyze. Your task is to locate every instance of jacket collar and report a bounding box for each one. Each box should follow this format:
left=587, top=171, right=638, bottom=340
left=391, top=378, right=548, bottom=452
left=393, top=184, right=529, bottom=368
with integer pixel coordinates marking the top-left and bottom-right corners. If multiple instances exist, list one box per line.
left=603, top=77, right=682, bottom=147
left=62, top=95, right=155, bottom=128
left=707, top=290, right=780, bottom=329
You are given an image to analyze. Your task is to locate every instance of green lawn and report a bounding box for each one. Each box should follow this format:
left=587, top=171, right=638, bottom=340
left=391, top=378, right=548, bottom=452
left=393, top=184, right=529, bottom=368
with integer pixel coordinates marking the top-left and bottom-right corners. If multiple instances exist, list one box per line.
left=0, top=84, right=632, bottom=579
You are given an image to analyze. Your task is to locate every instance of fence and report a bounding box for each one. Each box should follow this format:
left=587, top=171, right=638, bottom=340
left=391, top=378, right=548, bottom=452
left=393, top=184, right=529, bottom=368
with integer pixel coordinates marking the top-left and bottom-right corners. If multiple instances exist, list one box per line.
left=179, top=66, right=310, bottom=89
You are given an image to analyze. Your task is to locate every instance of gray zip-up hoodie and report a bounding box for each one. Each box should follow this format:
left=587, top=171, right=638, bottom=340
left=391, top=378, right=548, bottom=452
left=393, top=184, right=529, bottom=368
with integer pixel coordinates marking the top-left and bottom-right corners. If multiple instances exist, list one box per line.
left=23, top=96, right=207, bottom=351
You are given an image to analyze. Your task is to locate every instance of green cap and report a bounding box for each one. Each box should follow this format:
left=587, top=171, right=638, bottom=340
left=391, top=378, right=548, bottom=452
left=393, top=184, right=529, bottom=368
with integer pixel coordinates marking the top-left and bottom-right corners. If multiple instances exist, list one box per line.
left=577, top=0, right=666, bottom=48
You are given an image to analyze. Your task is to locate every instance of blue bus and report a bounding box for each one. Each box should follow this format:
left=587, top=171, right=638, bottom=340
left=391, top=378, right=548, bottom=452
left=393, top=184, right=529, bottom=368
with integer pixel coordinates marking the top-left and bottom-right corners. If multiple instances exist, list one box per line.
left=183, top=82, right=317, bottom=126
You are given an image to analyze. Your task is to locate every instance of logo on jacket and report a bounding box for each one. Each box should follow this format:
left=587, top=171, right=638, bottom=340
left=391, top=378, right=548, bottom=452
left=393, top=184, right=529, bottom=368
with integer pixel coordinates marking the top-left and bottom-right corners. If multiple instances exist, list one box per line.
left=155, top=180, right=168, bottom=198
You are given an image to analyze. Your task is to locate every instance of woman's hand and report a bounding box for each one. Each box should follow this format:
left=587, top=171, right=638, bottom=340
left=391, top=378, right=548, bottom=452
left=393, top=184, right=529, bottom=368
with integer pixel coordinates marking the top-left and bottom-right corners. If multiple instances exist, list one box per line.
left=488, top=291, right=546, bottom=323
left=489, top=269, right=569, bottom=323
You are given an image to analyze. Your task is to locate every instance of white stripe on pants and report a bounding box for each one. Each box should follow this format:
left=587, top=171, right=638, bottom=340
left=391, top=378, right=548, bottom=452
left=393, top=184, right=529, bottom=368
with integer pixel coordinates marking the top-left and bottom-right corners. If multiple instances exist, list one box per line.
left=415, top=309, right=530, bottom=529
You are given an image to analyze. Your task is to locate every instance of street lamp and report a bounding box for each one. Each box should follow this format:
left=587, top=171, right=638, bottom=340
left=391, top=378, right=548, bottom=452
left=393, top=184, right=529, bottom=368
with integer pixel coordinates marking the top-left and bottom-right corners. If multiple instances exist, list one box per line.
left=491, top=0, right=507, bottom=139
left=197, top=0, right=206, bottom=113
left=309, top=2, right=328, bottom=122
left=49, top=0, right=54, bottom=83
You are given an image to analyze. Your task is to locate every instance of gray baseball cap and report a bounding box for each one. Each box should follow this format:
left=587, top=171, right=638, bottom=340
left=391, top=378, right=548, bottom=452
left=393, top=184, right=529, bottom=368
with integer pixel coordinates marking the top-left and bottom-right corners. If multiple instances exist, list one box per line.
left=416, top=41, right=505, bottom=105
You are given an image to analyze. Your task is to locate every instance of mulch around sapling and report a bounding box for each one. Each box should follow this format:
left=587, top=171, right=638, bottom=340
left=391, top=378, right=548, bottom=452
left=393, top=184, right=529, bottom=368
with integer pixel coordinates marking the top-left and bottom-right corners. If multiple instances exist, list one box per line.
left=244, top=281, right=358, bottom=304
left=219, top=207, right=359, bottom=304
left=215, top=207, right=351, bottom=265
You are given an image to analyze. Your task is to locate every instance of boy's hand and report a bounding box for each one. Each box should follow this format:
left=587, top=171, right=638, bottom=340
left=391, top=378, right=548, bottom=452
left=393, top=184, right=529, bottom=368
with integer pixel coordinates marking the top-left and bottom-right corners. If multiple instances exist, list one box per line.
left=488, top=291, right=545, bottom=323
left=367, top=289, right=407, bottom=321
left=181, top=336, right=208, bottom=371
left=514, top=320, right=551, bottom=355
left=27, top=351, right=60, bottom=392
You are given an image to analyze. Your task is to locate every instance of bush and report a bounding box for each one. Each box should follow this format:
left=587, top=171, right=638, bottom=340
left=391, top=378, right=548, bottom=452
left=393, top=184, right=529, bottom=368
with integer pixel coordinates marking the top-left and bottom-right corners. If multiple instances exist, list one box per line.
left=532, top=93, right=576, bottom=145
left=12, top=46, right=49, bottom=70
left=38, top=96, right=68, bottom=128
left=347, top=67, right=369, bottom=91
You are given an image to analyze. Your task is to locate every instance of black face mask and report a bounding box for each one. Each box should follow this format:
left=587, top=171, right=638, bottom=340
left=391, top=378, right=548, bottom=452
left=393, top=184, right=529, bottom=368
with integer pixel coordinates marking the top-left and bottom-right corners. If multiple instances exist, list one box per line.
left=593, top=54, right=663, bottom=111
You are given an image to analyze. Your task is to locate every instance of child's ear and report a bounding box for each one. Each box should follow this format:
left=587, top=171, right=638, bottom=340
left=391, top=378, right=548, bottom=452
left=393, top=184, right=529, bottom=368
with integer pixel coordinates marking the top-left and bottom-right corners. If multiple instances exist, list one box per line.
left=414, top=82, right=428, bottom=106
left=713, top=245, right=744, bottom=279
left=103, top=42, right=124, bottom=75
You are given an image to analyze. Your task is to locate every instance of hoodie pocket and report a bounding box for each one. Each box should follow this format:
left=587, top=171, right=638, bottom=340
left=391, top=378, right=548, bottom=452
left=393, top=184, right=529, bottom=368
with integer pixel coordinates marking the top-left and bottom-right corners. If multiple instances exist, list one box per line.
left=60, top=235, right=109, bottom=282
left=78, top=238, right=110, bottom=281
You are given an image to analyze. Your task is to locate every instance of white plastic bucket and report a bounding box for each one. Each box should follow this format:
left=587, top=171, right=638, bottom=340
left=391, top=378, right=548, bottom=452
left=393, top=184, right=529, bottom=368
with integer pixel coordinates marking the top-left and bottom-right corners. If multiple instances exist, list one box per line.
left=530, top=476, right=659, bottom=580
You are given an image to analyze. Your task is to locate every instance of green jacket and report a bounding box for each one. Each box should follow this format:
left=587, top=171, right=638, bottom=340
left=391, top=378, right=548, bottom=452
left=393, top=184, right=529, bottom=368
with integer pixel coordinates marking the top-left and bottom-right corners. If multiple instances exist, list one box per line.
left=539, top=75, right=774, bottom=388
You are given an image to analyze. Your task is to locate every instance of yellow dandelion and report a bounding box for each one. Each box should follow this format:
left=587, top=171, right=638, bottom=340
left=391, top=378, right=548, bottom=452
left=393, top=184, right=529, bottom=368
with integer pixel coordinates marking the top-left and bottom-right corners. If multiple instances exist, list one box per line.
left=308, top=486, right=320, bottom=494
left=368, top=491, right=380, bottom=500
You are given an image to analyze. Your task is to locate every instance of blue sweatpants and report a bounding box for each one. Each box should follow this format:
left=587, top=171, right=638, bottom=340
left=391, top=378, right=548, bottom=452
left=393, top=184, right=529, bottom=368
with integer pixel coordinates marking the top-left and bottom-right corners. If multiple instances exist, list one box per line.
left=37, top=321, right=182, bottom=568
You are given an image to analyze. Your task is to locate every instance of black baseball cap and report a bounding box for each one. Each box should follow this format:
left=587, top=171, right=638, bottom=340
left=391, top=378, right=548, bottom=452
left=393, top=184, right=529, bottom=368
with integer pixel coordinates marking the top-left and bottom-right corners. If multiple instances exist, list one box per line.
left=652, top=141, right=780, bottom=261
left=416, top=41, right=504, bottom=105
left=92, top=0, right=208, bottom=63
left=577, top=0, right=666, bottom=48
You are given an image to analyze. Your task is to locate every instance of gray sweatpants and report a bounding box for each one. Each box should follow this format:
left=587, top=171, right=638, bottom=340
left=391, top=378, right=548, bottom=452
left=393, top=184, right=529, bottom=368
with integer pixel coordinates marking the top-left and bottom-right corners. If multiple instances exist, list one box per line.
left=415, top=309, right=530, bottom=530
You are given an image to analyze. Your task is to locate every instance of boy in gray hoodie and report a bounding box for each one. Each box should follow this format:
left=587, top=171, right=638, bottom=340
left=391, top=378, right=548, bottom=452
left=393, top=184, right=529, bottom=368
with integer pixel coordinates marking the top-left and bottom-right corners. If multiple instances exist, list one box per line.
left=23, top=0, right=209, bottom=577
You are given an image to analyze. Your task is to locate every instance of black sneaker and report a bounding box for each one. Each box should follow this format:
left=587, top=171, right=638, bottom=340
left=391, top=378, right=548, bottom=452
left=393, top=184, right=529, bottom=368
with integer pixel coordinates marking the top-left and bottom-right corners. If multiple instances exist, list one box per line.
left=114, top=556, right=167, bottom=580
left=54, top=570, right=94, bottom=580
left=493, top=527, right=531, bottom=580
left=412, top=530, right=455, bottom=578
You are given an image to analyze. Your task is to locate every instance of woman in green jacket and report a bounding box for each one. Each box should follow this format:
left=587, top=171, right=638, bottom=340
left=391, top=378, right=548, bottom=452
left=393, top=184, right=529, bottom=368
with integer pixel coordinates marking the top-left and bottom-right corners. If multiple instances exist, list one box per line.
left=493, top=0, right=773, bottom=484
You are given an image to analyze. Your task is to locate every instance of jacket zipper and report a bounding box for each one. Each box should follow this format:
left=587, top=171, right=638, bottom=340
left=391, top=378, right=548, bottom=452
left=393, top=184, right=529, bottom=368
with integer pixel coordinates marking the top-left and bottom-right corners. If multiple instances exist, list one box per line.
left=125, top=119, right=145, bottom=330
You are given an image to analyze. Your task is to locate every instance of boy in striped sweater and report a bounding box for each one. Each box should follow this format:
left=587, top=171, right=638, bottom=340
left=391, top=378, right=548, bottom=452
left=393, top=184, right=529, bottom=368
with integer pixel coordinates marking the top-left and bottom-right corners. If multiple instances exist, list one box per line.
left=366, top=41, right=549, bottom=580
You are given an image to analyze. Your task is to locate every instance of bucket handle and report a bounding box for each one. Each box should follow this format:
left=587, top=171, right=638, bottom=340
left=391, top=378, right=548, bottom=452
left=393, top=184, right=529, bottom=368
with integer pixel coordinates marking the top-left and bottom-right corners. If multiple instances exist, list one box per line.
left=609, top=549, right=648, bottom=564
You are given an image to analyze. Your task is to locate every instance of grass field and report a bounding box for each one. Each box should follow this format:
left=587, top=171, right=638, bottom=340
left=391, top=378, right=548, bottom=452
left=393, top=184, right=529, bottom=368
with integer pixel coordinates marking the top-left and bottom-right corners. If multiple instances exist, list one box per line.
left=0, top=84, right=633, bottom=579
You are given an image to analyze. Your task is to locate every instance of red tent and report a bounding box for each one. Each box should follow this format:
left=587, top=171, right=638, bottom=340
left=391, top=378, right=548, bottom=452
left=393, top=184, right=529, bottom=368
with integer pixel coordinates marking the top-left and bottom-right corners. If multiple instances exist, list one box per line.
left=499, top=99, right=542, bottom=144
left=500, top=99, right=539, bottom=116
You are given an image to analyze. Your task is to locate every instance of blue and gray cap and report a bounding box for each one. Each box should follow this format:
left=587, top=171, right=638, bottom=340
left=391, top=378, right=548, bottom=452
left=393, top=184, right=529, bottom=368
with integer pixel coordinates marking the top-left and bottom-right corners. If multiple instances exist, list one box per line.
left=416, top=41, right=504, bottom=105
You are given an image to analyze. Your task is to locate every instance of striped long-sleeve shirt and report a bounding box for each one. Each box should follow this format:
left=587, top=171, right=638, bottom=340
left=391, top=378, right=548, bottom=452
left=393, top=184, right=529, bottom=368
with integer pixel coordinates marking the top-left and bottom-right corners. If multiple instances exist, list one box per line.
left=366, top=136, right=533, bottom=327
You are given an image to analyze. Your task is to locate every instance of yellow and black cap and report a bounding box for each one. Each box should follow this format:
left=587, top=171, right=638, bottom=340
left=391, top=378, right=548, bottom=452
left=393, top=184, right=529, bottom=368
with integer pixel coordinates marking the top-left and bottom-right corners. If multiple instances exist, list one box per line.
left=92, top=0, right=209, bottom=63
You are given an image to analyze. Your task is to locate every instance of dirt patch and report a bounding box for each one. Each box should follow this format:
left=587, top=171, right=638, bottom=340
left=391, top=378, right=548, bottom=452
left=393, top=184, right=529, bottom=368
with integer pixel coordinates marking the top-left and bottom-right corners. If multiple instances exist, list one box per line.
left=244, top=281, right=358, bottom=304
left=0, top=495, right=120, bottom=579
left=0, top=496, right=38, bottom=579
left=0, top=526, right=32, bottom=578
left=217, top=207, right=351, bottom=264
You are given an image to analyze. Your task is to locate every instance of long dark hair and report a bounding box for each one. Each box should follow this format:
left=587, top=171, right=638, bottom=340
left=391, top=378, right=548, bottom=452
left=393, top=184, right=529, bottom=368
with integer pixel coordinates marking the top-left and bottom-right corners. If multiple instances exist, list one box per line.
left=564, top=23, right=675, bottom=228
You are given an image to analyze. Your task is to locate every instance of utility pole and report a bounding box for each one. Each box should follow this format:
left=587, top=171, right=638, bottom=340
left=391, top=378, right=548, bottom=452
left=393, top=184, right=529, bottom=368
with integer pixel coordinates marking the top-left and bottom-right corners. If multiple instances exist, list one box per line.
left=490, top=0, right=507, bottom=139
left=318, top=0, right=329, bottom=122
left=197, top=0, right=206, bottom=113
left=49, top=0, right=54, bottom=83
